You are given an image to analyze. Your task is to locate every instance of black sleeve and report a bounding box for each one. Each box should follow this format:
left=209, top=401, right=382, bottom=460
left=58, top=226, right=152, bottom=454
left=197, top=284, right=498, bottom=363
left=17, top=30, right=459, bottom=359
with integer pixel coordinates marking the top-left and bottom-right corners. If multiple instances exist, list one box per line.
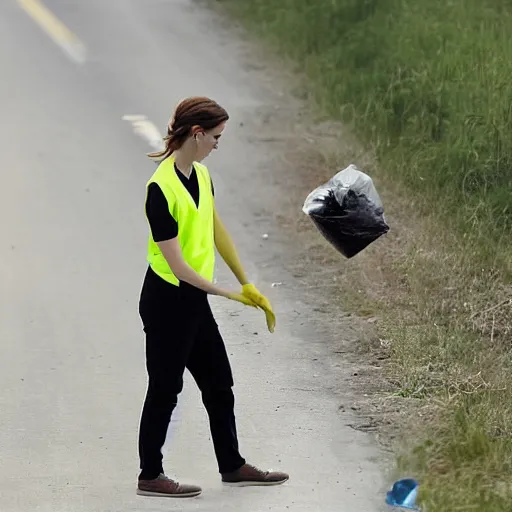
left=145, top=183, right=178, bottom=242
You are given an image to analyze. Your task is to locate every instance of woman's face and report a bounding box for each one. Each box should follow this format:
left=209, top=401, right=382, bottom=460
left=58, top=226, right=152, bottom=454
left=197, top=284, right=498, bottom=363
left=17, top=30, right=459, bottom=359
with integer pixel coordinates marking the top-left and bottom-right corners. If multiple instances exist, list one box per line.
left=195, top=122, right=226, bottom=161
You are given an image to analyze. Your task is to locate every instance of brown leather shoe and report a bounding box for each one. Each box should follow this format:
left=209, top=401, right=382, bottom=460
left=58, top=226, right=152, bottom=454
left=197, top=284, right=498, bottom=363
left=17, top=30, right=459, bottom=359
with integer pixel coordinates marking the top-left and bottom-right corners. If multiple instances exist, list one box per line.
left=221, top=463, right=289, bottom=487
left=137, top=473, right=202, bottom=498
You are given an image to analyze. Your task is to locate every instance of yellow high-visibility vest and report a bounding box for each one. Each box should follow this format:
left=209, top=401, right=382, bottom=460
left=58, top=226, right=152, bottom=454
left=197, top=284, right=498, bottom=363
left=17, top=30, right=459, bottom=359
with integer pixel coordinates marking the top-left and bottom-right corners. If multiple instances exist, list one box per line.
left=145, top=155, right=215, bottom=286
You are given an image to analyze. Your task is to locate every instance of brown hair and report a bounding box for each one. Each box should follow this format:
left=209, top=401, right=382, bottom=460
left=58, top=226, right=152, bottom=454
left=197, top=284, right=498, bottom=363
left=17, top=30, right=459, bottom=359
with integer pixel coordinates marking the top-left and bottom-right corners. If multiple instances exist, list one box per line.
left=148, top=96, right=229, bottom=160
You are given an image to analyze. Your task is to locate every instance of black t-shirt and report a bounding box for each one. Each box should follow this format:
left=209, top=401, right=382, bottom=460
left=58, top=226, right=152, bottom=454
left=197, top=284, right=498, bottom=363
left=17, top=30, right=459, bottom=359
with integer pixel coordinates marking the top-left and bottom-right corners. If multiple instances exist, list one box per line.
left=145, top=163, right=214, bottom=242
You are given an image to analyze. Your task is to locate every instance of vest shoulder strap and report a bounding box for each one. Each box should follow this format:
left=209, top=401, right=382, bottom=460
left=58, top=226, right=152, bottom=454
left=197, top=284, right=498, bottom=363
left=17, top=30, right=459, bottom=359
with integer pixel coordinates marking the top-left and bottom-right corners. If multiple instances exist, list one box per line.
left=193, top=161, right=211, bottom=183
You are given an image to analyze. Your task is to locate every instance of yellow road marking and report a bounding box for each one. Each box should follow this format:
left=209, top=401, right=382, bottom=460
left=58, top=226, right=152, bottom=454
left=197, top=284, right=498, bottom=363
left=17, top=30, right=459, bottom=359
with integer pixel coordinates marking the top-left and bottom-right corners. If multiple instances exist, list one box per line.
left=17, top=0, right=86, bottom=63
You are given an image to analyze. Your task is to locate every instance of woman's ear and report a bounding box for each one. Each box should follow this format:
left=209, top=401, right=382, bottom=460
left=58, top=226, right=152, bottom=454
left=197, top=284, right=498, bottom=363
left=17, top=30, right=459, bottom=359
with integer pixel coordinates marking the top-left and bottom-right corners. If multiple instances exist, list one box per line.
left=191, top=125, right=204, bottom=139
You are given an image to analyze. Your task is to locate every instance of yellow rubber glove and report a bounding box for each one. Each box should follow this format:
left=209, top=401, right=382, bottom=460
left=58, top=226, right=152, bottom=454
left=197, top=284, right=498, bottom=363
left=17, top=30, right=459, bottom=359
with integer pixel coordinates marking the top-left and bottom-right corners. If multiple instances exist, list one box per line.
left=213, top=211, right=274, bottom=327
left=226, top=291, right=258, bottom=308
left=214, top=209, right=250, bottom=286
left=242, top=284, right=276, bottom=333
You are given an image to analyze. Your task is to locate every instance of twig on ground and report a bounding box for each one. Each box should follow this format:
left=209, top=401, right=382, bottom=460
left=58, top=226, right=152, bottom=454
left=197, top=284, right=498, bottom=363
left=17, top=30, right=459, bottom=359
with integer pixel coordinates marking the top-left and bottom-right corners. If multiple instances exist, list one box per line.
left=470, top=298, right=511, bottom=320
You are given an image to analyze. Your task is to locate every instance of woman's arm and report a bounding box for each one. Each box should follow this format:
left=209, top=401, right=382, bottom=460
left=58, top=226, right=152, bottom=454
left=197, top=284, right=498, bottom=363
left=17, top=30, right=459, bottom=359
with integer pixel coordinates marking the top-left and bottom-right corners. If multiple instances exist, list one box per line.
left=157, top=239, right=256, bottom=307
left=157, top=237, right=229, bottom=296
left=146, top=183, right=254, bottom=305
left=213, top=207, right=249, bottom=285
left=212, top=207, right=276, bottom=332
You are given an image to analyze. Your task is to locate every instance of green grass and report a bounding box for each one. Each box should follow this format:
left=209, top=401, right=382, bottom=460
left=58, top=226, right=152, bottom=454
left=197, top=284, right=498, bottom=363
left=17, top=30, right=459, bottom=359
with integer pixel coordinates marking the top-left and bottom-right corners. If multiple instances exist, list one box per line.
left=215, top=0, right=512, bottom=509
left=381, top=232, right=512, bottom=510
left=218, top=0, right=512, bottom=273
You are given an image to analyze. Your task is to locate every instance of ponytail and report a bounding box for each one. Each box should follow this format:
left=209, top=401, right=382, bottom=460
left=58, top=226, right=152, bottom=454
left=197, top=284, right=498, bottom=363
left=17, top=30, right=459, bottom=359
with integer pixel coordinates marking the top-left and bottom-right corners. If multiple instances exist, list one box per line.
left=147, top=125, right=191, bottom=160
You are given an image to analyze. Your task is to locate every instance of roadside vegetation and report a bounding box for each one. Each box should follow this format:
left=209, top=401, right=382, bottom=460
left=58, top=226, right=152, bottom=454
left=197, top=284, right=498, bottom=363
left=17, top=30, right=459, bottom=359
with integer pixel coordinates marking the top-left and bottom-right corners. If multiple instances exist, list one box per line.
left=215, top=0, right=512, bottom=509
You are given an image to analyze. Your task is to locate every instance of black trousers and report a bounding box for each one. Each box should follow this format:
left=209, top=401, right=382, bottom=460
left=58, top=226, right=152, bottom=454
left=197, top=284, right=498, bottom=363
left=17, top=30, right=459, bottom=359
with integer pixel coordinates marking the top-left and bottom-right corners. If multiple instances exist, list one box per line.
left=137, top=267, right=246, bottom=480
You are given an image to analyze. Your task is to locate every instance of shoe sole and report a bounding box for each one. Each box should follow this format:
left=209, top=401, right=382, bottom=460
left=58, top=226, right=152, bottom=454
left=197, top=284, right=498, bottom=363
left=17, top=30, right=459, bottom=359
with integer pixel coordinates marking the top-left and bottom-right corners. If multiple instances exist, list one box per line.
left=222, top=477, right=289, bottom=487
left=136, top=489, right=202, bottom=498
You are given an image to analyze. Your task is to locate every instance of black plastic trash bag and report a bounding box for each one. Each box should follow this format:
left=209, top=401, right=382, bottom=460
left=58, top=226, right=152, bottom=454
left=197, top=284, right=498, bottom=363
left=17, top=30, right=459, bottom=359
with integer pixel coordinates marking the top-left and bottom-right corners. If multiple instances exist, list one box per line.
left=302, top=165, right=389, bottom=258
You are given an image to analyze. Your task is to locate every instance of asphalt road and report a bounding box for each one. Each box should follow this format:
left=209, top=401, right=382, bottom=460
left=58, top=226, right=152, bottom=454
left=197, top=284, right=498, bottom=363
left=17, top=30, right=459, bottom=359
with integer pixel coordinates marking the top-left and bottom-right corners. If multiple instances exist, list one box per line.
left=0, top=0, right=386, bottom=510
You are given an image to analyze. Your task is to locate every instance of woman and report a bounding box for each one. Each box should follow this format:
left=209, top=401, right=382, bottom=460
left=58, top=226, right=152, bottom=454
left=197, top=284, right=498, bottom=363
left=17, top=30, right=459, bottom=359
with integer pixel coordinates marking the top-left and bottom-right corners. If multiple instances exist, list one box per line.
left=137, top=97, right=289, bottom=498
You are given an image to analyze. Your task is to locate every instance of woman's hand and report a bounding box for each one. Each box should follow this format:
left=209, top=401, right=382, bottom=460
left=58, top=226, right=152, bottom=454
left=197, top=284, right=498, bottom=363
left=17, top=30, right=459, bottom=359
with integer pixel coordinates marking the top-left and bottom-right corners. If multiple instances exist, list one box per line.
left=223, top=290, right=258, bottom=308
left=242, top=284, right=276, bottom=333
